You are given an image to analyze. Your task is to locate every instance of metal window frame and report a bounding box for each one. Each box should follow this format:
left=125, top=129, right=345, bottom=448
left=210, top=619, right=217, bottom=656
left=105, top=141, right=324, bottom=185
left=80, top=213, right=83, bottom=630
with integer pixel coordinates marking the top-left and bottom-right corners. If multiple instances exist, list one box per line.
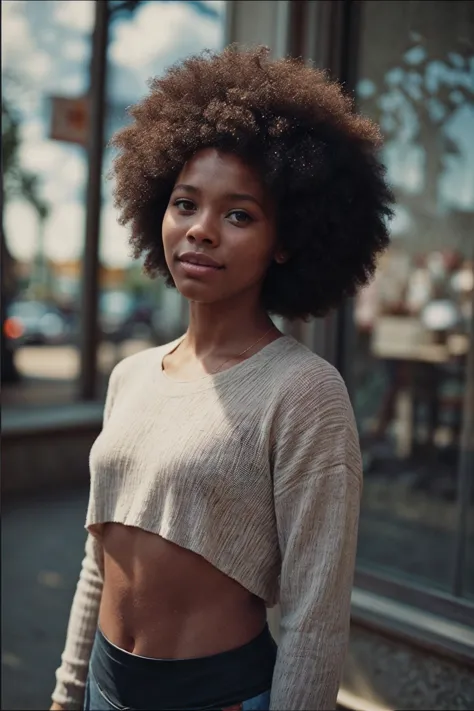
left=294, top=0, right=474, bottom=625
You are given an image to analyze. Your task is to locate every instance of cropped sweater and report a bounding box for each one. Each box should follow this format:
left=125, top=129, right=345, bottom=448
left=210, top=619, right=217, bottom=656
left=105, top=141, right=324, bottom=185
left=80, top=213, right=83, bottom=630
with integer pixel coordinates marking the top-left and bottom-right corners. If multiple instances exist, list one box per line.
left=52, top=334, right=362, bottom=710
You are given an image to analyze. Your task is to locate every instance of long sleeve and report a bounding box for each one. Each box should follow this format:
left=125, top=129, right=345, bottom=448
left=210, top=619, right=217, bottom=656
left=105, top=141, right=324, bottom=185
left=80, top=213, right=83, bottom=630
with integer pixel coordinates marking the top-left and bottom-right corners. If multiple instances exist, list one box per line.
left=51, top=533, right=104, bottom=709
left=269, top=365, right=362, bottom=711
left=52, top=366, right=120, bottom=709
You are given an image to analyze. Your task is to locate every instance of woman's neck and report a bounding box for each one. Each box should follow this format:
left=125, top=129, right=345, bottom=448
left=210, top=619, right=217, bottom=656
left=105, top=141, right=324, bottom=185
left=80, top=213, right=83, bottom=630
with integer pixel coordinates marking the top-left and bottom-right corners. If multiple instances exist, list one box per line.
left=183, top=301, right=276, bottom=358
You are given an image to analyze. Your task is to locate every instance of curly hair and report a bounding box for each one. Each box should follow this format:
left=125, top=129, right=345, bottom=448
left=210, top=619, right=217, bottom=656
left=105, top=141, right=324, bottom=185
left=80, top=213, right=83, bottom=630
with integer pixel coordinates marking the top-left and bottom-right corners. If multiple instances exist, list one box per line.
left=111, top=45, right=394, bottom=320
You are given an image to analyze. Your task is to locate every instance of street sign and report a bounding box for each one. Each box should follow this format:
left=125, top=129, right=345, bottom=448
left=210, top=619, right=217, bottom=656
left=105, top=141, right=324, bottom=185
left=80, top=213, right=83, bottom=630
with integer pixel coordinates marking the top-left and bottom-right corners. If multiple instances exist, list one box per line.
left=49, top=96, right=90, bottom=146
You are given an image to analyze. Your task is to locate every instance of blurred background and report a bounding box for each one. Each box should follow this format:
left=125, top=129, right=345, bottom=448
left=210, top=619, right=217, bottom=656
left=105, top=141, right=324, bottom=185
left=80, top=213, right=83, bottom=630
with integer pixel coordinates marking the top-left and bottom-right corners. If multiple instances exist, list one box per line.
left=1, top=1, right=473, bottom=710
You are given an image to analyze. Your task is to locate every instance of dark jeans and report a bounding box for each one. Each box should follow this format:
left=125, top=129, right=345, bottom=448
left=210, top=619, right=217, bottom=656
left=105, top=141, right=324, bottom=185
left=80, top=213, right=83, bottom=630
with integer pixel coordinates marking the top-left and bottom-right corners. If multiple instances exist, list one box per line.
left=84, top=625, right=276, bottom=711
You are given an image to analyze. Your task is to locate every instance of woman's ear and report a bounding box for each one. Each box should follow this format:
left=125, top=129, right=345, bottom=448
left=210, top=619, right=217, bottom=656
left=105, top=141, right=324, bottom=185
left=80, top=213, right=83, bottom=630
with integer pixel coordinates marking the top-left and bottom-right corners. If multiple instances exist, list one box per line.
left=274, top=249, right=289, bottom=264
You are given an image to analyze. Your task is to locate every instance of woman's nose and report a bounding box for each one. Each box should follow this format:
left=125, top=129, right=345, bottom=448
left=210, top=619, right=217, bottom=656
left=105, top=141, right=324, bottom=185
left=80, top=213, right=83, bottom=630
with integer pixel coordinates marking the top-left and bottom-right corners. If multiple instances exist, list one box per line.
left=185, top=219, right=220, bottom=247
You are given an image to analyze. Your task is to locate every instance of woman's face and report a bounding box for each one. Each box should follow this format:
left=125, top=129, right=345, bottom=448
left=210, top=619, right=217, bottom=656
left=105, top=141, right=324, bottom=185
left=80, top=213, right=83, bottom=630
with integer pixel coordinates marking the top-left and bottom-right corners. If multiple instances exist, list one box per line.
left=162, top=148, right=278, bottom=307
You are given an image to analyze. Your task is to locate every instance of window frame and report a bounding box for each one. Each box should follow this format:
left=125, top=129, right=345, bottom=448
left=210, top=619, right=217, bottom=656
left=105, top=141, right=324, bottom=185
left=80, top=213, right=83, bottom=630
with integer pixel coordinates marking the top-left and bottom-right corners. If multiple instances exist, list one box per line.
left=297, top=0, right=474, bottom=626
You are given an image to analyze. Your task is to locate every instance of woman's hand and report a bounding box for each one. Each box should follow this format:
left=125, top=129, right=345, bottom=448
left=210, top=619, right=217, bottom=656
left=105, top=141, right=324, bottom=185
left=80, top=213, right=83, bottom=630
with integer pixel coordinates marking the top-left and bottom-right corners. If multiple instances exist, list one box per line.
left=50, top=703, right=65, bottom=710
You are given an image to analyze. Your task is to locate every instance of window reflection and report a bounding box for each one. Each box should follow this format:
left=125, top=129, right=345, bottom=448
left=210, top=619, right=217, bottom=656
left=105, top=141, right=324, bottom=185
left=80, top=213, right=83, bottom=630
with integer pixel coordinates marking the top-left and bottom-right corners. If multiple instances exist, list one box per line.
left=2, top=0, right=92, bottom=406
left=353, top=0, right=474, bottom=595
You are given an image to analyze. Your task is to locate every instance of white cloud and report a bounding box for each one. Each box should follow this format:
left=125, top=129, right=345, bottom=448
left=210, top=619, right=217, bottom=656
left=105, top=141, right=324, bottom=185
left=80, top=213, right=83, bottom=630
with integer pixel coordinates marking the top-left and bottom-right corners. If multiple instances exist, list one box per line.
left=55, top=72, right=88, bottom=96
left=1, top=2, right=35, bottom=66
left=6, top=195, right=132, bottom=266
left=100, top=203, right=134, bottom=268
left=62, top=38, right=90, bottom=62
left=4, top=199, right=38, bottom=262
left=21, top=50, right=53, bottom=81
left=2, top=2, right=56, bottom=94
left=109, top=1, right=222, bottom=72
left=57, top=151, right=87, bottom=190
left=40, top=152, right=87, bottom=204
left=17, top=139, right=67, bottom=175
left=20, top=119, right=45, bottom=143
left=53, top=0, right=95, bottom=34
left=16, top=137, right=87, bottom=207
left=44, top=201, right=85, bottom=261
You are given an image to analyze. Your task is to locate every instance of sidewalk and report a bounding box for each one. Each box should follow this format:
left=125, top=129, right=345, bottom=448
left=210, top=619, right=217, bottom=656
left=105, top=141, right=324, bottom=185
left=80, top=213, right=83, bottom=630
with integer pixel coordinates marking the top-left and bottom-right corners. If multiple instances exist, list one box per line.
left=2, top=487, right=90, bottom=710
left=1, top=487, right=280, bottom=710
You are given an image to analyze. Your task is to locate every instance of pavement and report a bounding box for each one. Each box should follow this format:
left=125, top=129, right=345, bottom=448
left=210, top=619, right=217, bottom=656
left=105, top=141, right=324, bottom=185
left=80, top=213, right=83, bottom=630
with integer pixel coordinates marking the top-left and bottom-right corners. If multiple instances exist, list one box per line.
left=2, top=486, right=90, bottom=711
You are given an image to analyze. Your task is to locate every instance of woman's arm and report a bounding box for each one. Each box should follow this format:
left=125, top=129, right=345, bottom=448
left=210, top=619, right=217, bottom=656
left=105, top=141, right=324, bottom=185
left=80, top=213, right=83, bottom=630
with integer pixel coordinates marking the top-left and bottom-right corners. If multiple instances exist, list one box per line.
left=51, top=364, right=121, bottom=710
left=51, top=532, right=104, bottom=710
left=270, top=363, right=362, bottom=711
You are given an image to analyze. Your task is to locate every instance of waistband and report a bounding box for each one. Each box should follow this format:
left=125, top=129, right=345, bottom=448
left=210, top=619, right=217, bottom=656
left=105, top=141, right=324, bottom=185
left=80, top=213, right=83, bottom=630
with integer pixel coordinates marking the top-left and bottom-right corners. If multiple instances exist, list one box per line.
left=90, top=624, right=277, bottom=710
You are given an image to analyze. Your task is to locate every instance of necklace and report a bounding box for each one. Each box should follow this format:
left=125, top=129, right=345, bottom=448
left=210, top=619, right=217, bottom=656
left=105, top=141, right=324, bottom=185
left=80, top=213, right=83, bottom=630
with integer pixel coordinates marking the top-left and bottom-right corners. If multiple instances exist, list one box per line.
left=212, top=325, right=276, bottom=375
left=175, top=325, right=276, bottom=379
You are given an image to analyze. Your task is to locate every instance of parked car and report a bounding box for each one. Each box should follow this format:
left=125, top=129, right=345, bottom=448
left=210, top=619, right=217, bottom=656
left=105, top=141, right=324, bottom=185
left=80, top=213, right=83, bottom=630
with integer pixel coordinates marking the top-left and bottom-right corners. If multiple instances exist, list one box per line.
left=4, top=300, right=71, bottom=347
left=99, top=291, right=154, bottom=342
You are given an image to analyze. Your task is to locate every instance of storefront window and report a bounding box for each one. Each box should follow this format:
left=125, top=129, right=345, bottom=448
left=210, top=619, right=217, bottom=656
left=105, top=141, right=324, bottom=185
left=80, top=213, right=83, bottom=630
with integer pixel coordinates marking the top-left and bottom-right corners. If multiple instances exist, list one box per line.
left=2, top=0, right=93, bottom=407
left=353, top=0, right=474, bottom=596
left=96, top=0, right=226, bottom=397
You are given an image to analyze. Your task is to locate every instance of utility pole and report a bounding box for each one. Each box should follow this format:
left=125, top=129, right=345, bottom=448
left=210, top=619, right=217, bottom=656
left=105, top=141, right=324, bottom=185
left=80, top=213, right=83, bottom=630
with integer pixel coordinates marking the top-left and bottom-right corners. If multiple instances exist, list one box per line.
left=78, top=0, right=109, bottom=400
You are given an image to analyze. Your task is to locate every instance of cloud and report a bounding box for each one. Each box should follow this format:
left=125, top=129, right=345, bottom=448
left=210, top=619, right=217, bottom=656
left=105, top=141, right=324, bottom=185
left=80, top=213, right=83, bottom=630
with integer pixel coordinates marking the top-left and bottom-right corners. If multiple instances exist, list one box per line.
left=109, top=1, right=222, bottom=75
left=62, top=38, right=90, bottom=62
left=16, top=135, right=87, bottom=207
left=2, top=2, right=55, bottom=93
left=1, top=1, right=35, bottom=66
left=41, top=150, right=88, bottom=204
left=54, top=72, right=88, bottom=96
left=53, top=0, right=95, bottom=34
left=6, top=196, right=132, bottom=267
left=4, top=199, right=38, bottom=262
left=21, top=50, right=53, bottom=81
left=44, top=201, right=85, bottom=261
left=20, top=119, right=45, bottom=143
left=100, top=204, right=134, bottom=268
left=17, top=138, right=68, bottom=175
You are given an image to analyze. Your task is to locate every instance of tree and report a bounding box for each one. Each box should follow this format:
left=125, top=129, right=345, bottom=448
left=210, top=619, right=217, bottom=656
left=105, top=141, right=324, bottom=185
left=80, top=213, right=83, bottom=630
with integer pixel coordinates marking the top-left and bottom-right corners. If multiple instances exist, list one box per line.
left=1, top=98, right=50, bottom=383
left=358, top=37, right=473, bottom=252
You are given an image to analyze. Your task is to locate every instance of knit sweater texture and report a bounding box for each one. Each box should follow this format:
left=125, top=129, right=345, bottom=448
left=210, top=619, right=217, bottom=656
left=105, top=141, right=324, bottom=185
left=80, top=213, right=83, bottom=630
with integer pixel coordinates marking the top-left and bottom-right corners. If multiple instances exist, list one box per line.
left=52, top=334, right=362, bottom=710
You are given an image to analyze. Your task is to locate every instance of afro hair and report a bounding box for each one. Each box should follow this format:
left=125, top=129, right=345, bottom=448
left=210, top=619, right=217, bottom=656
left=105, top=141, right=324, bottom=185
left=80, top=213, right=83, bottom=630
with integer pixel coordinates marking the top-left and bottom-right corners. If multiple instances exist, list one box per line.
left=111, top=45, right=394, bottom=320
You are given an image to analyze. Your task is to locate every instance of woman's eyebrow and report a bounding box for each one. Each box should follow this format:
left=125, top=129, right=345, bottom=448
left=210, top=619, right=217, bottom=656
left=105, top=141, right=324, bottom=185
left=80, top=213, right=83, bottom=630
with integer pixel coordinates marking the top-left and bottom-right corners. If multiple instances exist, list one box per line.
left=173, top=183, right=198, bottom=194
left=225, top=192, right=263, bottom=209
left=172, top=184, right=264, bottom=210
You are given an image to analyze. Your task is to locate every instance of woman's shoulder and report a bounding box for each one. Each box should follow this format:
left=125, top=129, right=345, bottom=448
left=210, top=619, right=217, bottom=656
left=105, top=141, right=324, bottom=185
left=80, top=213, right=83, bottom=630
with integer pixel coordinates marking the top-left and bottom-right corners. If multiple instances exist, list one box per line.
left=271, top=336, right=349, bottom=406
left=270, top=338, right=362, bottom=481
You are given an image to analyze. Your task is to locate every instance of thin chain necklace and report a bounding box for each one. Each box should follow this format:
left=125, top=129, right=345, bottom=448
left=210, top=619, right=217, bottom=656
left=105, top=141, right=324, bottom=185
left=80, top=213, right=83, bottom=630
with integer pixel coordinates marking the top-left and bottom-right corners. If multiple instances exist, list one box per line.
left=177, top=325, right=276, bottom=379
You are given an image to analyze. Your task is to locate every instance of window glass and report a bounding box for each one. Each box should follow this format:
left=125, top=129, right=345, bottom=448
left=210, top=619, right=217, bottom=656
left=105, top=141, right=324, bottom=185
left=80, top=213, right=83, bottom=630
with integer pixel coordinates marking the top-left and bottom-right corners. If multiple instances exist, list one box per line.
left=96, top=0, right=226, bottom=397
left=2, top=0, right=93, bottom=407
left=353, top=0, right=474, bottom=595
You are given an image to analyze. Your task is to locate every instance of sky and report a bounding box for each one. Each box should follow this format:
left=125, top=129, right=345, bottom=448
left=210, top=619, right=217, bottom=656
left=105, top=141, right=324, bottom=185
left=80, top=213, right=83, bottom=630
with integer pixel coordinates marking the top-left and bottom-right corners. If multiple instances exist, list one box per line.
left=2, top=0, right=225, bottom=267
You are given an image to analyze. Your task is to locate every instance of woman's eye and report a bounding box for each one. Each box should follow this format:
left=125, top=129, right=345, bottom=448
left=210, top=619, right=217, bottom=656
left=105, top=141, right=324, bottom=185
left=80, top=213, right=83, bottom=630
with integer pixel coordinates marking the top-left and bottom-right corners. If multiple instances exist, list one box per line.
left=228, top=210, right=252, bottom=225
left=174, top=199, right=195, bottom=211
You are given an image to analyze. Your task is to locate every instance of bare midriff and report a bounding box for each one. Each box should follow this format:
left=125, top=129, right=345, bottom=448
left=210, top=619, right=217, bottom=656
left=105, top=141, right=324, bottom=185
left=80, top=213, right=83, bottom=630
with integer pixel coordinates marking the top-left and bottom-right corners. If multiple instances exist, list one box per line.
left=98, top=523, right=267, bottom=659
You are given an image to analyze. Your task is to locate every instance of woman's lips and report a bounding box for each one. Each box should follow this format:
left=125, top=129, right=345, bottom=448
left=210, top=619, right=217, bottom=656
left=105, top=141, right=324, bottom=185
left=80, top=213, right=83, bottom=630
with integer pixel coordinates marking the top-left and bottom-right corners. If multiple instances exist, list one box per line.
left=177, top=260, right=223, bottom=277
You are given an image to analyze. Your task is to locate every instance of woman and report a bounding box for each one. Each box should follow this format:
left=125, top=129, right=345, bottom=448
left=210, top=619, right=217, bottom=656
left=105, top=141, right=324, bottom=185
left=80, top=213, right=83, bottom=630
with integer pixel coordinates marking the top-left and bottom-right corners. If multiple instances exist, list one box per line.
left=51, top=46, right=393, bottom=711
